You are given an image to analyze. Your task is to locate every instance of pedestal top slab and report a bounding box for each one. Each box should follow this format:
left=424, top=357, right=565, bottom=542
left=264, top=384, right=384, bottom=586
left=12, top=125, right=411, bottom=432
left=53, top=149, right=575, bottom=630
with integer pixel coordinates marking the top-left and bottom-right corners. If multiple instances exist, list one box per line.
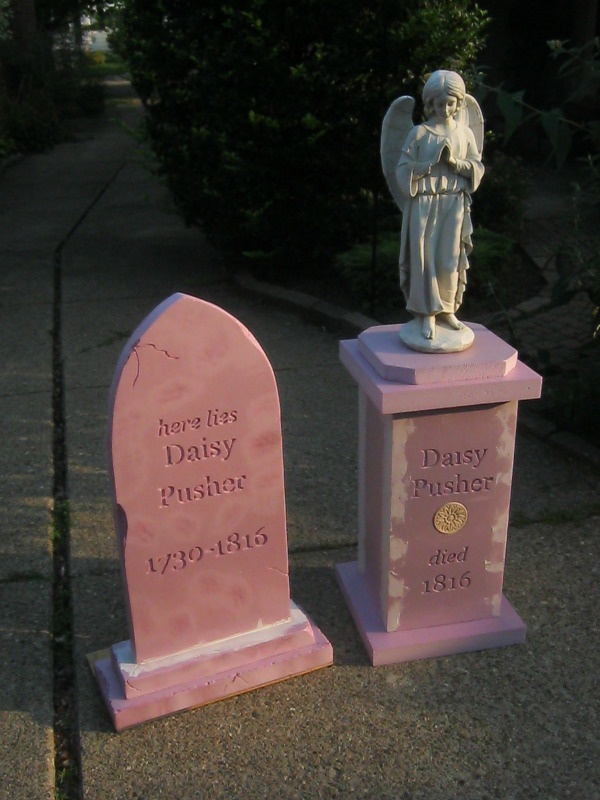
left=340, top=328, right=542, bottom=416
left=358, top=323, right=517, bottom=385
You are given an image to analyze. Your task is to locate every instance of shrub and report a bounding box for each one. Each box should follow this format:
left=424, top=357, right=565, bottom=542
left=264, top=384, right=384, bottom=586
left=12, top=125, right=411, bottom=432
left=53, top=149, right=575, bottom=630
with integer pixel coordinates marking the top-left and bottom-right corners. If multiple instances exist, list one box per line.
left=86, top=50, right=106, bottom=66
left=113, top=0, right=488, bottom=278
left=540, top=365, right=600, bottom=447
left=0, top=132, right=16, bottom=159
left=333, top=225, right=526, bottom=320
left=334, top=230, right=403, bottom=316
left=0, top=92, right=62, bottom=152
left=475, top=39, right=600, bottom=341
left=469, top=227, right=515, bottom=289
left=83, top=50, right=127, bottom=78
left=0, top=0, right=11, bottom=43
left=472, top=150, right=530, bottom=237
left=0, top=30, right=106, bottom=153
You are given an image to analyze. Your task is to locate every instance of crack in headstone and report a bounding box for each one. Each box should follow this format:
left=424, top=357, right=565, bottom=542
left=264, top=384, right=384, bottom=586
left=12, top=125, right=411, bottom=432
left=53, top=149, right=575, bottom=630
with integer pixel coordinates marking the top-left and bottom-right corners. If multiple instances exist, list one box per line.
left=131, top=342, right=180, bottom=387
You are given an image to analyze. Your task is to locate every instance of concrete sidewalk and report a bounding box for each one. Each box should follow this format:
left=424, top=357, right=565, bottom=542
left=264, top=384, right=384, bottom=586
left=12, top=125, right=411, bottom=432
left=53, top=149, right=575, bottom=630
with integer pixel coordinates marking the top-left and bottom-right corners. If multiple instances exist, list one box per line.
left=1, top=82, right=599, bottom=799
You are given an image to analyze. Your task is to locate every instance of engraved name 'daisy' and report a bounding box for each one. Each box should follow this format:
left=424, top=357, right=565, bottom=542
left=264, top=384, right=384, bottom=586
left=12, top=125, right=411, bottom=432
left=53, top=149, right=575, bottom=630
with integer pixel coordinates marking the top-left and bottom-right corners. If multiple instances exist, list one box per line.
left=411, top=447, right=495, bottom=499
left=157, top=409, right=247, bottom=509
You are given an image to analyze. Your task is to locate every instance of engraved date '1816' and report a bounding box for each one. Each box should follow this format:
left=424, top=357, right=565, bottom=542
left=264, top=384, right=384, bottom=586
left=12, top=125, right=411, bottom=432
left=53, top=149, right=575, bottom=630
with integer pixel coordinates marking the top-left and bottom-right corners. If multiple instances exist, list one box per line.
left=422, top=571, right=471, bottom=594
left=146, top=527, right=268, bottom=576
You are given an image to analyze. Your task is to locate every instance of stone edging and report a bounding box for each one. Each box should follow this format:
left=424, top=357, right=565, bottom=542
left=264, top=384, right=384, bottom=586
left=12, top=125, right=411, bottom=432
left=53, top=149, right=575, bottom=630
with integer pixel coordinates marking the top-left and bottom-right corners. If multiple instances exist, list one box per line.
left=235, top=270, right=379, bottom=335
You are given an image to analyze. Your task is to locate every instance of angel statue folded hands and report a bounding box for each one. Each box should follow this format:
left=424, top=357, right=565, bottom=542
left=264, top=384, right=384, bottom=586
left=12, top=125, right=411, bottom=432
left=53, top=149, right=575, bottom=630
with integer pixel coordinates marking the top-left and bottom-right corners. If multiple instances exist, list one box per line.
left=381, top=70, right=484, bottom=352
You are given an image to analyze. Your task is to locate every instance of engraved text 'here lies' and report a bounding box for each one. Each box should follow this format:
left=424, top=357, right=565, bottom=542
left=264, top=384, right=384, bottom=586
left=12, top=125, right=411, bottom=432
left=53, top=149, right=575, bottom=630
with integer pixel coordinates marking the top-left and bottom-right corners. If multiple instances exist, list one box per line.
left=156, top=409, right=245, bottom=508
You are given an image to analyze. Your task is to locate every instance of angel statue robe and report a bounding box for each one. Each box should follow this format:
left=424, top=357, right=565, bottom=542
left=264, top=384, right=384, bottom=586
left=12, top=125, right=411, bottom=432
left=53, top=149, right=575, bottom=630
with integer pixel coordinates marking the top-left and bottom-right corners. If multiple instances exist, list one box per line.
left=395, top=122, right=484, bottom=317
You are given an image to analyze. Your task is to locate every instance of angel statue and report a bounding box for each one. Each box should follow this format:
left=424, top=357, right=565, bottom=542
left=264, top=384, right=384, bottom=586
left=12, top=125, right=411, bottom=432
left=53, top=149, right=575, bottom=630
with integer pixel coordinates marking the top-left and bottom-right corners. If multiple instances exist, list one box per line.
left=381, top=70, right=484, bottom=352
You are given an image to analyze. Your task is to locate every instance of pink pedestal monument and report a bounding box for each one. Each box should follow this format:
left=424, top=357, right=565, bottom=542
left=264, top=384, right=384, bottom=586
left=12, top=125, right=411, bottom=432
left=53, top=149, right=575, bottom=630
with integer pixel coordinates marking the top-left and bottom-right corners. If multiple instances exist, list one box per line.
left=90, top=294, right=332, bottom=730
left=336, top=323, right=542, bottom=665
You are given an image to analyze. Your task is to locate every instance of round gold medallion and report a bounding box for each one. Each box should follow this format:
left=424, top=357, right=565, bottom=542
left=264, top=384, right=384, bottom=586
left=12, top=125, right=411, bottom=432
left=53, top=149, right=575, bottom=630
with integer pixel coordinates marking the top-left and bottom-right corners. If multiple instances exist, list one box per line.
left=433, top=502, right=468, bottom=535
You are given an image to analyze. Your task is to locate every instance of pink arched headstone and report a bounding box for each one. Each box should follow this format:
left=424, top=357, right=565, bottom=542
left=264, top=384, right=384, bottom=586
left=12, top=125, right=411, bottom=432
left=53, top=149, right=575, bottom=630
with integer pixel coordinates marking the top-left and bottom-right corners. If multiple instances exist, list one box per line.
left=91, top=294, right=332, bottom=729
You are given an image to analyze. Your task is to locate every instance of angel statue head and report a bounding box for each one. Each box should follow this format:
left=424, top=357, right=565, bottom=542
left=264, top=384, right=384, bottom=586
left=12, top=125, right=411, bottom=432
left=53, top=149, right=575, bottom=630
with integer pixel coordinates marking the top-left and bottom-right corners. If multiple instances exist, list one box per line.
left=380, top=69, right=485, bottom=353
left=422, top=70, right=466, bottom=118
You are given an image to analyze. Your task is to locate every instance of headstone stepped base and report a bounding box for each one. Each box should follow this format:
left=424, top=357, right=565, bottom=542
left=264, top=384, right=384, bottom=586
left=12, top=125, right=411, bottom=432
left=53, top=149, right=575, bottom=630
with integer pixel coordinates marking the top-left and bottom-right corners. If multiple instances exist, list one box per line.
left=90, top=603, right=331, bottom=731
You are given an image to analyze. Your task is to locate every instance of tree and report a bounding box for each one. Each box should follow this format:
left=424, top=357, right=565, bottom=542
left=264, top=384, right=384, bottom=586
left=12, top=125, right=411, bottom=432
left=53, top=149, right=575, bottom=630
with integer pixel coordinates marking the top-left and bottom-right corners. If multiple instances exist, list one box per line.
left=0, top=0, right=110, bottom=154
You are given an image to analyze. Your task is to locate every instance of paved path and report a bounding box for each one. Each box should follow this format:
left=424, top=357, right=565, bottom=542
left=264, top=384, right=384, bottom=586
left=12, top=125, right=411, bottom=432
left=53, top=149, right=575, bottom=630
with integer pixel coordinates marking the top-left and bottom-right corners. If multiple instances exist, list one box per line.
left=1, top=81, right=599, bottom=800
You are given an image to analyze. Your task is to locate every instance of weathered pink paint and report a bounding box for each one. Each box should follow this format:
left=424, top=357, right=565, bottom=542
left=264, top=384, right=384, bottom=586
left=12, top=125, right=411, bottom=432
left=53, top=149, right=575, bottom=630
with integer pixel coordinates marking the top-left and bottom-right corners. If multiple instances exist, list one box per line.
left=109, top=293, right=291, bottom=660
left=337, top=322, right=542, bottom=664
left=93, top=294, right=332, bottom=729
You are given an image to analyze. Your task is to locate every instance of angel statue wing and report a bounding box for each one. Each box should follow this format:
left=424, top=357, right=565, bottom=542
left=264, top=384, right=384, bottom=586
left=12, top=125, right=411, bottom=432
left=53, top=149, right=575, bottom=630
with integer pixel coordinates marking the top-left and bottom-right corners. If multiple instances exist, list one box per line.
left=380, top=96, right=415, bottom=211
left=459, top=93, right=485, bottom=156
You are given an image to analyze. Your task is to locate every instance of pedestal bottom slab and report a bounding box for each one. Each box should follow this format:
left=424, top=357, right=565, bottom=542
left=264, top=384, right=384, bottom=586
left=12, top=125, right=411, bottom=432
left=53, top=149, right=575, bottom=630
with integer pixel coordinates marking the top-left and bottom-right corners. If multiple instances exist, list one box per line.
left=336, top=561, right=526, bottom=666
left=89, top=617, right=332, bottom=731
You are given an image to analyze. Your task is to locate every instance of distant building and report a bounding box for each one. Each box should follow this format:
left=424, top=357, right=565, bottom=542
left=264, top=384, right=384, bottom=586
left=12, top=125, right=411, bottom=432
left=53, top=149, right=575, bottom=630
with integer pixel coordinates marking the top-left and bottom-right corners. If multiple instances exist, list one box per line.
left=81, top=16, right=109, bottom=52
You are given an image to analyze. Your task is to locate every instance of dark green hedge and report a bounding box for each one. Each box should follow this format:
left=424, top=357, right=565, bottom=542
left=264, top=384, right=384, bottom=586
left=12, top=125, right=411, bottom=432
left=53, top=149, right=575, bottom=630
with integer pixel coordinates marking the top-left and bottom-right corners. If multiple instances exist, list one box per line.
left=114, top=0, right=488, bottom=277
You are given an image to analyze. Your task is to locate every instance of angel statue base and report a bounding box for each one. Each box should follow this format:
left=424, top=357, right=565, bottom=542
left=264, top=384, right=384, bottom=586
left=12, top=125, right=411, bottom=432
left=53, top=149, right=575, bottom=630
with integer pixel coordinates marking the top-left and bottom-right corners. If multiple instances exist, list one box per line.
left=381, top=70, right=484, bottom=353
left=398, top=316, right=474, bottom=354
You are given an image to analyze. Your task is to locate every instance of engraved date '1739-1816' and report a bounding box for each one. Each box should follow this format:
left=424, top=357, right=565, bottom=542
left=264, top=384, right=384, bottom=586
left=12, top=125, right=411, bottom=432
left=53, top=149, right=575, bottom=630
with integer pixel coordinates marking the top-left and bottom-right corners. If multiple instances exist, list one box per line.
left=146, top=527, right=268, bottom=576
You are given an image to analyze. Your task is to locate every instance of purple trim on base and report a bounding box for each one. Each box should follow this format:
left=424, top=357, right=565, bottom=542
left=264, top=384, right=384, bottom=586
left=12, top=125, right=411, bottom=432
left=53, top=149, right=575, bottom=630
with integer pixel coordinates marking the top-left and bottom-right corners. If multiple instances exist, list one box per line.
left=336, top=561, right=526, bottom=666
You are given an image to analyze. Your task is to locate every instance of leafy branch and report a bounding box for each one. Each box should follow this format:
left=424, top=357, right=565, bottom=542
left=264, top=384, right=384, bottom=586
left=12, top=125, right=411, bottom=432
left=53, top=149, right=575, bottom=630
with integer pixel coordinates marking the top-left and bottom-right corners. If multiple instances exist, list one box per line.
left=471, top=38, right=600, bottom=341
left=471, top=38, right=600, bottom=167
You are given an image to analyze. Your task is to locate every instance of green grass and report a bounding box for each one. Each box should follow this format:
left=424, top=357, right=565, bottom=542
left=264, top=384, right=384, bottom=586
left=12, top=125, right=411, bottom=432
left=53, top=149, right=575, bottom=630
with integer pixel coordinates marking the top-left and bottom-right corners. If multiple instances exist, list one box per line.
left=83, top=51, right=128, bottom=79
